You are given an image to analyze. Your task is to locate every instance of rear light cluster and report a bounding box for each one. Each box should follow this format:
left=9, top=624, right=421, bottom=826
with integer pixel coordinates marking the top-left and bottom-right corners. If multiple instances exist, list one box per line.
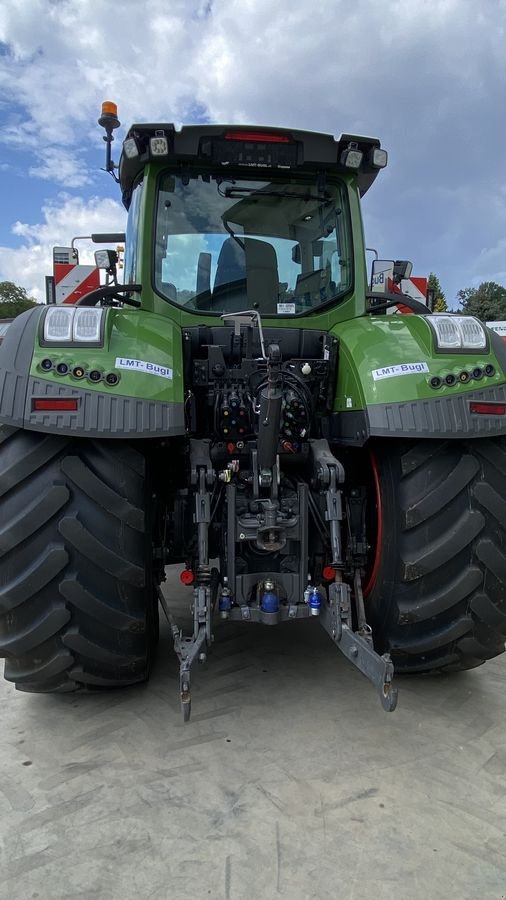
left=207, top=130, right=299, bottom=169
left=429, top=364, right=495, bottom=389
left=470, top=402, right=506, bottom=416
left=32, top=398, right=79, bottom=412
left=39, top=359, right=120, bottom=386
left=224, top=131, right=290, bottom=143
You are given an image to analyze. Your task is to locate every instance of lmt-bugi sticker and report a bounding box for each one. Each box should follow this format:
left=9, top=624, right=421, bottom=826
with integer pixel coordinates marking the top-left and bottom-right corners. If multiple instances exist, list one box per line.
left=115, top=358, right=173, bottom=380
left=372, top=362, right=429, bottom=381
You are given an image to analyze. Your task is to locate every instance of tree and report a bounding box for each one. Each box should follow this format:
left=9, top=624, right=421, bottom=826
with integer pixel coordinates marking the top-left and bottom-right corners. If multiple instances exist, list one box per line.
left=0, top=282, right=38, bottom=319
left=428, top=272, right=448, bottom=312
left=457, top=281, right=506, bottom=321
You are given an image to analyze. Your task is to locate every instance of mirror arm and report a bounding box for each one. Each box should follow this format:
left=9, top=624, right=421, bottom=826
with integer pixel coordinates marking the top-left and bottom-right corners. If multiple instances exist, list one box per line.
left=365, top=291, right=431, bottom=315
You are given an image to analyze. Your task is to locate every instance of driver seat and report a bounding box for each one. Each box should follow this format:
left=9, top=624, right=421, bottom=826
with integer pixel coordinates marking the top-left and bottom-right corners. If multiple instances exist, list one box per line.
left=244, top=239, right=280, bottom=312
left=213, top=237, right=280, bottom=312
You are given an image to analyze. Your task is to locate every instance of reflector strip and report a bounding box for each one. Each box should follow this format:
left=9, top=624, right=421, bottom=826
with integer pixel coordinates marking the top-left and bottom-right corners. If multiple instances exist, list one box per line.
left=32, top=398, right=79, bottom=412
left=224, top=131, right=290, bottom=143
left=469, top=402, right=506, bottom=415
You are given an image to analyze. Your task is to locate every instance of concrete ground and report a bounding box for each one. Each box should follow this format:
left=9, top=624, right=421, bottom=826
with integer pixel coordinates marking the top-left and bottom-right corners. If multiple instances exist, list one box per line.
left=1, top=569, right=506, bottom=900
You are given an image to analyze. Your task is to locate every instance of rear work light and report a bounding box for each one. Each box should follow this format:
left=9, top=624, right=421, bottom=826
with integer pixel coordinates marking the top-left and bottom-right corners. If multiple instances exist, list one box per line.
left=224, top=131, right=291, bottom=143
left=149, top=132, right=169, bottom=156
left=369, top=147, right=388, bottom=169
left=42, top=307, right=104, bottom=345
left=32, top=398, right=79, bottom=412
left=44, top=307, right=73, bottom=342
left=340, top=143, right=363, bottom=169
left=428, top=315, right=488, bottom=351
left=469, top=402, right=506, bottom=415
left=123, top=137, right=140, bottom=159
left=73, top=308, right=103, bottom=342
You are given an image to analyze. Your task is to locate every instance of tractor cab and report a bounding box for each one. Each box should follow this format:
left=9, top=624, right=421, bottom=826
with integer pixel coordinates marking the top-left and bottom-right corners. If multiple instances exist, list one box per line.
left=115, top=119, right=388, bottom=319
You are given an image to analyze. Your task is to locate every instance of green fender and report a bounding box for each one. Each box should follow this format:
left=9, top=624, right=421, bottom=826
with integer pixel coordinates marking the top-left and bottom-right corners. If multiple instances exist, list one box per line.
left=330, top=315, right=506, bottom=443
left=0, top=307, right=185, bottom=438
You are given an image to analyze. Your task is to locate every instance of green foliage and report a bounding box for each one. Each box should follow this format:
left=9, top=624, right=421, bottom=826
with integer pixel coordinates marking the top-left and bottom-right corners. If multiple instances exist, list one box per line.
left=433, top=296, right=448, bottom=312
left=457, top=281, right=506, bottom=321
left=428, top=272, right=448, bottom=312
left=0, top=282, right=38, bottom=319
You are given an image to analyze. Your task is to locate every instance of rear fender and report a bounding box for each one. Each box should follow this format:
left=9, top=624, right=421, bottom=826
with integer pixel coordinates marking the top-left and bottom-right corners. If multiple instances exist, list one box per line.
left=0, top=307, right=185, bottom=438
left=329, top=315, right=506, bottom=443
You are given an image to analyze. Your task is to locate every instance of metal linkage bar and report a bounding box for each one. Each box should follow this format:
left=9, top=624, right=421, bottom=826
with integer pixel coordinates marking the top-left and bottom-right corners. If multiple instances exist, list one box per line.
left=325, top=466, right=344, bottom=567
left=157, top=585, right=206, bottom=721
left=167, top=441, right=216, bottom=721
left=320, top=577, right=398, bottom=712
left=177, top=626, right=208, bottom=722
left=309, top=439, right=345, bottom=567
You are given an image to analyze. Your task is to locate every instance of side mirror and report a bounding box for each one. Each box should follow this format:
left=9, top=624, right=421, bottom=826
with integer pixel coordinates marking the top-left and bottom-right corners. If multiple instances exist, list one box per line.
left=371, top=259, right=394, bottom=292
left=371, top=259, right=414, bottom=292
left=392, top=260, right=413, bottom=284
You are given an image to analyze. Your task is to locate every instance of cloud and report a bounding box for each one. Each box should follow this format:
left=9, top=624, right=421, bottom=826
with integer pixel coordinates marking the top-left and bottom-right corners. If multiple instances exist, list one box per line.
left=0, top=193, right=126, bottom=301
left=29, top=148, right=92, bottom=187
left=0, top=0, right=506, bottom=302
left=0, top=1, right=208, bottom=145
left=5, top=0, right=497, bottom=146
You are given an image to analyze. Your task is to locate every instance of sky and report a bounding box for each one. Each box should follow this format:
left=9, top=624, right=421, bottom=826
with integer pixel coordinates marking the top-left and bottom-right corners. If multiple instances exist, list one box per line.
left=1, top=0, right=506, bottom=306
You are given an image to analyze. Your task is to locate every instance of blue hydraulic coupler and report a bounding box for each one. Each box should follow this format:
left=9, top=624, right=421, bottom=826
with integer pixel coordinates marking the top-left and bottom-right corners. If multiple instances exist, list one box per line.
left=308, top=587, right=321, bottom=616
left=219, top=587, right=232, bottom=618
left=260, top=580, right=279, bottom=614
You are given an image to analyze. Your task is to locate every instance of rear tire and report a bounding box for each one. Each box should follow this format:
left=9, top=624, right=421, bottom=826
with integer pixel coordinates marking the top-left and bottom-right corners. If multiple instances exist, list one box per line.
left=365, top=437, right=506, bottom=673
left=0, top=427, right=159, bottom=692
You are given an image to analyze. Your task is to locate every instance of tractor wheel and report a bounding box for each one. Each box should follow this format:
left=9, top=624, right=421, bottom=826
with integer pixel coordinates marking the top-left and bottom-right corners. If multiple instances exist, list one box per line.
left=0, top=427, right=159, bottom=692
left=364, top=437, right=506, bottom=673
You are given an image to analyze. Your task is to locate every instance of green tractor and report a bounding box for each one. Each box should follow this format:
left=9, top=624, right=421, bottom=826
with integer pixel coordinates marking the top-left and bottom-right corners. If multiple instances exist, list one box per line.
left=1, top=103, right=506, bottom=719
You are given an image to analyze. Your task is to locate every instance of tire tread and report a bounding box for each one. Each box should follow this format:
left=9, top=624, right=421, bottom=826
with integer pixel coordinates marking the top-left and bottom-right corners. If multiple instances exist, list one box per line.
left=369, top=436, right=506, bottom=673
left=0, top=432, right=156, bottom=692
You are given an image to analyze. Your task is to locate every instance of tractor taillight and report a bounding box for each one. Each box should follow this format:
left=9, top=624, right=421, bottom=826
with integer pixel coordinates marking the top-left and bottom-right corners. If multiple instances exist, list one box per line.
left=208, top=131, right=298, bottom=168
left=469, top=402, right=506, bottom=415
left=224, top=131, right=290, bottom=143
left=32, top=399, right=79, bottom=412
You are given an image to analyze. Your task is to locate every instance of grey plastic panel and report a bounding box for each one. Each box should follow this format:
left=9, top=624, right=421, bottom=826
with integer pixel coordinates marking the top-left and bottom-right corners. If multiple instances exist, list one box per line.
left=327, top=383, right=506, bottom=445
left=0, top=370, right=26, bottom=427
left=0, top=307, right=43, bottom=427
left=24, top=377, right=185, bottom=438
left=367, top=384, right=506, bottom=438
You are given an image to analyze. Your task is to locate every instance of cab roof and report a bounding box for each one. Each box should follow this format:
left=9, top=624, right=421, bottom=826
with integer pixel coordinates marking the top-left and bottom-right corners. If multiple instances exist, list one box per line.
left=118, top=123, right=385, bottom=206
